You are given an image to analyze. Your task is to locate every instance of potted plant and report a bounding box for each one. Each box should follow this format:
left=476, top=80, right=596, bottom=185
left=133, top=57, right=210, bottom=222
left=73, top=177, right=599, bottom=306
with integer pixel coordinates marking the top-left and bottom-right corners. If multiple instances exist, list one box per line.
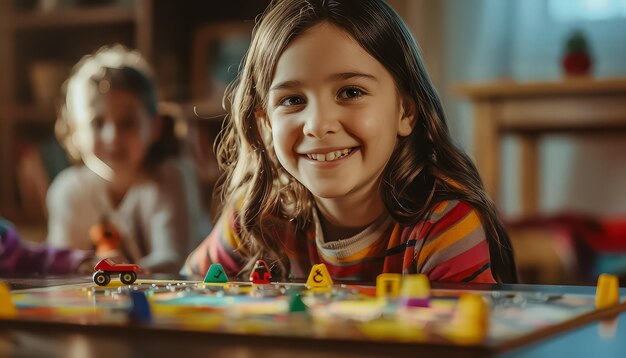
left=562, top=30, right=593, bottom=76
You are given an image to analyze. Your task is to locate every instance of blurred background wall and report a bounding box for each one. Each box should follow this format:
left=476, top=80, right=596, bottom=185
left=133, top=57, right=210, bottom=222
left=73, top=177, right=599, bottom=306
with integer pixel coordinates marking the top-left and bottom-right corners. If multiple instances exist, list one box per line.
left=440, top=0, right=626, bottom=217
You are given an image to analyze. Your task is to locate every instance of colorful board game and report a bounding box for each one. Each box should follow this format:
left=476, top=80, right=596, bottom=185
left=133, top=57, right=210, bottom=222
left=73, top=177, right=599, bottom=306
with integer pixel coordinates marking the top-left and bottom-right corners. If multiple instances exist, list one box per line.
left=1, top=263, right=625, bottom=357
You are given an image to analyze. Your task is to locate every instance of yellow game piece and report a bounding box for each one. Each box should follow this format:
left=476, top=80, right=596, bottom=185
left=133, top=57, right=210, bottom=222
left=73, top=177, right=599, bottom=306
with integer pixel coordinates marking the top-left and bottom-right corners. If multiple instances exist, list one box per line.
left=596, top=273, right=620, bottom=309
left=0, top=282, right=17, bottom=318
left=446, top=293, right=489, bottom=344
left=456, top=293, right=489, bottom=328
left=306, top=263, right=333, bottom=289
left=376, top=273, right=402, bottom=300
left=359, top=319, right=426, bottom=342
left=399, top=274, right=430, bottom=307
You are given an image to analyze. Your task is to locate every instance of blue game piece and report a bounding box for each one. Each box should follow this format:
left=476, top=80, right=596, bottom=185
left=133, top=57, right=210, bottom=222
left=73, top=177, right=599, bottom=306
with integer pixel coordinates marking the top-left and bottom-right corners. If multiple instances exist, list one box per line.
left=128, top=291, right=151, bottom=323
left=204, top=263, right=229, bottom=283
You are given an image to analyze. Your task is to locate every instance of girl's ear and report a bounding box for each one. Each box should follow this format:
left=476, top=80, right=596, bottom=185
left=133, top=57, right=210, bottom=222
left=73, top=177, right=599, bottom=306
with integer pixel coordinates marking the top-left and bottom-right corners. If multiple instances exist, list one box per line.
left=397, top=96, right=417, bottom=137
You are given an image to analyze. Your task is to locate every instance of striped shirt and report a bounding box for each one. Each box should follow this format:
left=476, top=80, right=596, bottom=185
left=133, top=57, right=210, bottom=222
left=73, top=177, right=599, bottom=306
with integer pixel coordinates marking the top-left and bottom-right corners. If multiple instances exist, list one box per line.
left=182, top=200, right=495, bottom=284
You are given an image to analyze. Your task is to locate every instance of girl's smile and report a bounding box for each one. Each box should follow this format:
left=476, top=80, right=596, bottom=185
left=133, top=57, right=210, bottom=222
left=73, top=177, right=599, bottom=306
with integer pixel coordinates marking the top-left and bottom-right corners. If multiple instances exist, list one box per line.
left=300, top=146, right=358, bottom=162
left=299, top=148, right=362, bottom=176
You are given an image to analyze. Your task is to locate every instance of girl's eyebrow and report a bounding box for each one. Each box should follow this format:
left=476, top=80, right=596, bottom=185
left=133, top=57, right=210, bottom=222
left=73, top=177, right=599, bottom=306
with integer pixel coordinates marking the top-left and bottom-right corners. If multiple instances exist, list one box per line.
left=269, top=72, right=378, bottom=92
left=270, top=80, right=302, bottom=92
left=329, top=72, right=378, bottom=82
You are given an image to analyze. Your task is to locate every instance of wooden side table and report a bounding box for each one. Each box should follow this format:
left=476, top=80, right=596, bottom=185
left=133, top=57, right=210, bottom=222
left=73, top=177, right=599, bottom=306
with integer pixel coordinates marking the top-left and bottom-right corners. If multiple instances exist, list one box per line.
left=455, top=77, right=626, bottom=215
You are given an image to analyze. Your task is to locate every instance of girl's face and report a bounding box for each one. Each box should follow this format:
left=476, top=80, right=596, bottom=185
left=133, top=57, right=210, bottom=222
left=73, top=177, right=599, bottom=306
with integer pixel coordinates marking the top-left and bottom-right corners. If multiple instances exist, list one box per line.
left=73, top=89, right=155, bottom=176
left=266, top=23, right=414, bottom=202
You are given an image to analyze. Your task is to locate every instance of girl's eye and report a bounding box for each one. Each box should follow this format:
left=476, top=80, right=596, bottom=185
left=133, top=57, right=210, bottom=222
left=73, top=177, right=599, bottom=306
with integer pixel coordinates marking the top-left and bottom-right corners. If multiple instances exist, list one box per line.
left=338, top=87, right=364, bottom=100
left=279, top=96, right=305, bottom=107
left=91, top=117, right=105, bottom=130
left=118, top=117, right=137, bottom=131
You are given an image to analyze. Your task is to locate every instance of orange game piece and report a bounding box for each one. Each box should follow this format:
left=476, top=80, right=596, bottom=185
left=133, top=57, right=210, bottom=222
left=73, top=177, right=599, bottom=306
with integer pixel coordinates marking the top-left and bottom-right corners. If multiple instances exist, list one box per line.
left=89, top=216, right=122, bottom=258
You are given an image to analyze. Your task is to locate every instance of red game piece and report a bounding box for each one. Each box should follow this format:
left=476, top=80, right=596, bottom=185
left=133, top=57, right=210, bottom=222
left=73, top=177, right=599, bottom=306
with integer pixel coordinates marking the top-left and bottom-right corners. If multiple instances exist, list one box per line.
left=249, top=259, right=272, bottom=284
left=93, top=258, right=142, bottom=286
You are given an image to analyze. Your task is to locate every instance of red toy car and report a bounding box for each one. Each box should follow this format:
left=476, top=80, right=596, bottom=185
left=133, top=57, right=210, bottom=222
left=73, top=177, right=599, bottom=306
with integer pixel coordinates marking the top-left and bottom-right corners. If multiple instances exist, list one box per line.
left=93, top=258, right=142, bottom=286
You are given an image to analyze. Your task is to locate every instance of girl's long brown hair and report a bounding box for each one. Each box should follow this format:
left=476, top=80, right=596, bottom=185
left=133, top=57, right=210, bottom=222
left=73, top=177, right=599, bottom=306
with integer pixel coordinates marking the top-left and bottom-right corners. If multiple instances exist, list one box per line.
left=217, top=0, right=518, bottom=283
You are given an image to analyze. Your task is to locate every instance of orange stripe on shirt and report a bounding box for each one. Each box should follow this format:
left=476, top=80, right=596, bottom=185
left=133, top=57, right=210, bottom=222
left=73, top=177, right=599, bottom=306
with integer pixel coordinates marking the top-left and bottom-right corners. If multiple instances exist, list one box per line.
left=417, top=209, right=481, bottom=266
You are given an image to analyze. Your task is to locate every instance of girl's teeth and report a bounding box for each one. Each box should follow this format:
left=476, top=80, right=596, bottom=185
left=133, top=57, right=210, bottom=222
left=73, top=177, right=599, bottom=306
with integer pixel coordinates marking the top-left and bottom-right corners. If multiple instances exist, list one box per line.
left=307, top=148, right=352, bottom=162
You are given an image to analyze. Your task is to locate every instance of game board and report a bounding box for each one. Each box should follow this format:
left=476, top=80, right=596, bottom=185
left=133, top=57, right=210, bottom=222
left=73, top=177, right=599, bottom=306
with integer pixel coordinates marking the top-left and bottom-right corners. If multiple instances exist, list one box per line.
left=3, top=269, right=625, bottom=357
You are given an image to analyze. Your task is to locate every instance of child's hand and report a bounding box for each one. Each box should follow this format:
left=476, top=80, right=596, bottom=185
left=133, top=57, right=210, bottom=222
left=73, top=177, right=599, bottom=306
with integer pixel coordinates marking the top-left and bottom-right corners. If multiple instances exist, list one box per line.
left=89, top=217, right=122, bottom=258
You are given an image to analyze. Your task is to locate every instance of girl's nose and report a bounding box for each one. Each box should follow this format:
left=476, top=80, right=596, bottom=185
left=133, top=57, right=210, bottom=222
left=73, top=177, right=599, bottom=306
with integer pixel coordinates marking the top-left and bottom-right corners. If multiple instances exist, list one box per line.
left=302, top=99, right=340, bottom=139
left=100, top=122, right=118, bottom=144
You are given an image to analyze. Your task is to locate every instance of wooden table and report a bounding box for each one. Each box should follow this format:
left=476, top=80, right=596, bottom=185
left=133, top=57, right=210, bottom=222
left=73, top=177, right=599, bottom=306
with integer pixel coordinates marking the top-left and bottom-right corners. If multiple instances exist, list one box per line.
left=455, top=77, right=626, bottom=215
left=2, top=277, right=626, bottom=357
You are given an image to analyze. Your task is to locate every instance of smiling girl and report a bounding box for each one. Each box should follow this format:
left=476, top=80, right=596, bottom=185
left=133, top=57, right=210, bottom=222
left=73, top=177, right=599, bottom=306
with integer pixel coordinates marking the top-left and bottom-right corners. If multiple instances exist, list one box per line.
left=183, top=0, right=518, bottom=283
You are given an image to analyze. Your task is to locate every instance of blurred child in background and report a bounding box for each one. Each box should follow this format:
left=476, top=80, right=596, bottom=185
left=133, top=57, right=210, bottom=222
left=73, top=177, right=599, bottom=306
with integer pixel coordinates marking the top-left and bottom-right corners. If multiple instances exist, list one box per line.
left=47, top=45, right=208, bottom=274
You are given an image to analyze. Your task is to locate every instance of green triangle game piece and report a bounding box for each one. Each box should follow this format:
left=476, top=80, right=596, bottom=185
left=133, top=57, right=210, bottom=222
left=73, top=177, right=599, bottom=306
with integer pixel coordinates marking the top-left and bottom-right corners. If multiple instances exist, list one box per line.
left=288, top=293, right=308, bottom=313
left=204, top=263, right=229, bottom=283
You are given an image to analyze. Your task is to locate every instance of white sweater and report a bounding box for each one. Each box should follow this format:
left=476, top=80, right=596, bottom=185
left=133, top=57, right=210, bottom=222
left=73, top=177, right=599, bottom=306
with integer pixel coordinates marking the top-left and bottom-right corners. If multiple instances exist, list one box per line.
left=46, top=160, right=193, bottom=273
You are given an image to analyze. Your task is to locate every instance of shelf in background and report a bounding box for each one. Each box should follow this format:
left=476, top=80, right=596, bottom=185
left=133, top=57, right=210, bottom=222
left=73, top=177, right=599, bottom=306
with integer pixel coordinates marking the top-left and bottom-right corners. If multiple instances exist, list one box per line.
left=13, top=105, right=55, bottom=125
left=11, top=5, right=136, bottom=29
left=0, top=205, right=47, bottom=229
